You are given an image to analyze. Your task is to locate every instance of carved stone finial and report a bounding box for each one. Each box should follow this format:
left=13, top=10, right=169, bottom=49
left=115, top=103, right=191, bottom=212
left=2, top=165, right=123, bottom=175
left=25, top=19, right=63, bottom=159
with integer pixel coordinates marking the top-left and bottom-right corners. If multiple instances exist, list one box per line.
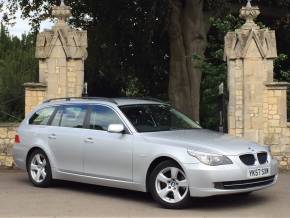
left=52, top=0, right=71, bottom=26
left=239, top=1, right=260, bottom=30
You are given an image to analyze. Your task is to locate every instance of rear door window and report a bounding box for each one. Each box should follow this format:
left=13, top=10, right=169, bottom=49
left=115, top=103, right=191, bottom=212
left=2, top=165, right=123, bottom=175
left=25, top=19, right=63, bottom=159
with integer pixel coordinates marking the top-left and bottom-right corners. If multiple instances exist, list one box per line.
left=51, top=105, right=88, bottom=128
left=29, top=107, right=56, bottom=125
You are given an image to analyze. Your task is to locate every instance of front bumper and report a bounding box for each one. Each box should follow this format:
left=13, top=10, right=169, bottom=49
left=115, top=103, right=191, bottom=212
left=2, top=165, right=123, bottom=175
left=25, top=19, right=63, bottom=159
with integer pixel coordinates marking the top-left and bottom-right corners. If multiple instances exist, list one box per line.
left=183, top=157, right=278, bottom=197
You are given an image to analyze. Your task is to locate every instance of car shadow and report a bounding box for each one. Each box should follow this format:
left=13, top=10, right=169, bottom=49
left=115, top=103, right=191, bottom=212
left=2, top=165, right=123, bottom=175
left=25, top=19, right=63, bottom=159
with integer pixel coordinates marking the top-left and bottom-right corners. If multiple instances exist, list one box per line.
left=16, top=175, right=270, bottom=210
left=51, top=179, right=269, bottom=209
left=189, top=194, right=268, bottom=210
left=52, top=179, right=153, bottom=202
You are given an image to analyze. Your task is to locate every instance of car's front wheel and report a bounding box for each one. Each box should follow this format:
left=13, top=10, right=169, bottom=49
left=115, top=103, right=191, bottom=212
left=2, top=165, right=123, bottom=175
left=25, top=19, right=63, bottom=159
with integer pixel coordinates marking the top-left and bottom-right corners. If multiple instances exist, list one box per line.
left=149, top=160, right=191, bottom=209
left=27, top=149, right=52, bottom=187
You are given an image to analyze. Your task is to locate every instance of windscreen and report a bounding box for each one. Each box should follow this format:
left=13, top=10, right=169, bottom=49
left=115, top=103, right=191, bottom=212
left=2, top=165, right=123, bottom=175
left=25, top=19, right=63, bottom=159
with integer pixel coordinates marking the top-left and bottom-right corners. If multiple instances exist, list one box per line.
left=119, top=104, right=201, bottom=133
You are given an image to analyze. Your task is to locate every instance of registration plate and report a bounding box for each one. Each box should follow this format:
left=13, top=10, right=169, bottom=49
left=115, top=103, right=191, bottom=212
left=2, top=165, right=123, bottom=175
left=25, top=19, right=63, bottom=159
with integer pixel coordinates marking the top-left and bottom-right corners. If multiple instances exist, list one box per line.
left=247, top=166, right=270, bottom=178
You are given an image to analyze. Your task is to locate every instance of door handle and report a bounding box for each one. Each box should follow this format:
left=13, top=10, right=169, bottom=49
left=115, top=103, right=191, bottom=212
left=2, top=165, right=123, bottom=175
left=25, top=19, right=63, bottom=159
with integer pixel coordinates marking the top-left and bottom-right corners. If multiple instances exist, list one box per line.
left=48, top=134, right=57, bottom=139
left=84, top=137, right=94, bottom=143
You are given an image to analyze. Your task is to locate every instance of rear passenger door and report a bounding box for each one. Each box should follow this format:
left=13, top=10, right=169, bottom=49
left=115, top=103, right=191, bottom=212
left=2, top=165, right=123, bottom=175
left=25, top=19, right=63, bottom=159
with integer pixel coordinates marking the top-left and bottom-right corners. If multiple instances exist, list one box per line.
left=48, top=104, right=88, bottom=174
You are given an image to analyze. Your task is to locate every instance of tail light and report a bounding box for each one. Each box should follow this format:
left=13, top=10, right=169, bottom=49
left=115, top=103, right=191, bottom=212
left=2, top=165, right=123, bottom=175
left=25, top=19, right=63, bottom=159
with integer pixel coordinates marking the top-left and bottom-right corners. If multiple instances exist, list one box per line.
left=15, top=135, right=20, bottom=144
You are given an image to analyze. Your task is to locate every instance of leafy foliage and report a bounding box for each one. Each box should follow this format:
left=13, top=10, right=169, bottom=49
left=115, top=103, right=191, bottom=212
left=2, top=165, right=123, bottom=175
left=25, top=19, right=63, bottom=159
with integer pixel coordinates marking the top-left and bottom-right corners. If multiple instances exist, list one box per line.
left=199, top=15, right=243, bottom=130
left=0, top=24, right=37, bottom=122
left=274, top=54, right=290, bottom=121
left=2, top=0, right=170, bottom=100
left=1, top=0, right=290, bottom=129
left=83, top=0, right=170, bottom=99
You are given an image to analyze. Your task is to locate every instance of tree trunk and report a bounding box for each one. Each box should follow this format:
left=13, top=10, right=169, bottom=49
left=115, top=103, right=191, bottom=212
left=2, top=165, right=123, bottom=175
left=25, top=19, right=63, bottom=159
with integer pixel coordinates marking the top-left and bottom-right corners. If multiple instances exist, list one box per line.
left=168, top=0, right=209, bottom=122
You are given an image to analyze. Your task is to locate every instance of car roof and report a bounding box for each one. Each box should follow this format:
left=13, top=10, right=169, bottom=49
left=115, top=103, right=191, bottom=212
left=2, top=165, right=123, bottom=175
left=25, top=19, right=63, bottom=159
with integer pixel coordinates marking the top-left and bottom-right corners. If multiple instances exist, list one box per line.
left=42, top=97, right=166, bottom=107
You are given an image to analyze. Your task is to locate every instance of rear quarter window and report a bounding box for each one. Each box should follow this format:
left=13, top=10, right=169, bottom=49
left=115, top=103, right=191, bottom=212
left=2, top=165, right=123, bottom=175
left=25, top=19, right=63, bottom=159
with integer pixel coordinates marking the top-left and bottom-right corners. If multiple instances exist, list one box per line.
left=29, top=107, right=56, bottom=125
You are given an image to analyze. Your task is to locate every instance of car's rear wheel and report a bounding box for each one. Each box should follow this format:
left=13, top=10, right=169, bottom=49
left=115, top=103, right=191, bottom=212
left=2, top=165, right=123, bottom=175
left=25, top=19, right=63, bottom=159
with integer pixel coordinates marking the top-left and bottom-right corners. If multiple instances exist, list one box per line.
left=27, top=149, right=52, bottom=187
left=149, top=160, right=191, bottom=209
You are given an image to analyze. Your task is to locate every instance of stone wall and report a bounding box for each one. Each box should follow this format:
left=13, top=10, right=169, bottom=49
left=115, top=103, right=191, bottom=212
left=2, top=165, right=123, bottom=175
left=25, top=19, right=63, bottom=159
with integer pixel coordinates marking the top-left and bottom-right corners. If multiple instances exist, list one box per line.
left=24, top=83, right=47, bottom=116
left=0, top=123, right=18, bottom=167
left=264, top=84, right=290, bottom=170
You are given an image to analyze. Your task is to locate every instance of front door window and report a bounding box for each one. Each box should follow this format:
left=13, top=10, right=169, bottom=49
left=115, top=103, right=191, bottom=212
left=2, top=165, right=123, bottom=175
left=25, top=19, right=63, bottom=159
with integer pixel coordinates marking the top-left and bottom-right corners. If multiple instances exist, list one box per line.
left=89, top=105, right=123, bottom=131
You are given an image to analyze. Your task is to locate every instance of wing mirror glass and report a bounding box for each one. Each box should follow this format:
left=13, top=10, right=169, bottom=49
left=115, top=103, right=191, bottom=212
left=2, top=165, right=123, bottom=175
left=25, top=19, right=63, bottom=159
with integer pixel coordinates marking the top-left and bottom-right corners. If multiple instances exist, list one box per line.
left=108, top=124, right=125, bottom=134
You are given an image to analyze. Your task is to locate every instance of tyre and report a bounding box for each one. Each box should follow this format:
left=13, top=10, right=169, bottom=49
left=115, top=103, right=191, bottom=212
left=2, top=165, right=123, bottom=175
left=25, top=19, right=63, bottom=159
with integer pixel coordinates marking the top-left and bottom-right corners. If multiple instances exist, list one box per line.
left=27, top=149, right=52, bottom=187
left=149, top=160, right=191, bottom=209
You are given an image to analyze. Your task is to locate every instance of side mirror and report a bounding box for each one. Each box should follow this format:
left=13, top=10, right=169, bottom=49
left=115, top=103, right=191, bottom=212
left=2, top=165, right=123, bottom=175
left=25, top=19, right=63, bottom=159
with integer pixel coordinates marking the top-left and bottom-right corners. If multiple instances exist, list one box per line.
left=108, top=124, right=125, bottom=134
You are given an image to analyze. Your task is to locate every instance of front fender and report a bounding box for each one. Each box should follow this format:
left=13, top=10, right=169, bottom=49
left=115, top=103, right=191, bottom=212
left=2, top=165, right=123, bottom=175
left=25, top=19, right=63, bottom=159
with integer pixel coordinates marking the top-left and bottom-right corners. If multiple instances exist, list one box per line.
left=132, top=140, right=198, bottom=192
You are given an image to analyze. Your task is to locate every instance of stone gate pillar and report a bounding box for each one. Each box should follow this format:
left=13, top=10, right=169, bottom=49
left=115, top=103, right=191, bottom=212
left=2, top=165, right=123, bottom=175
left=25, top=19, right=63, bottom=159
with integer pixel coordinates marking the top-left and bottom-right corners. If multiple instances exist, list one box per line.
left=225, top=2, right=277, bottom=143
left=36, top=1, right=88, bottom=99
left=24, top=1, right=88, bottom=116
left=225, top=2, right=290, bottom=169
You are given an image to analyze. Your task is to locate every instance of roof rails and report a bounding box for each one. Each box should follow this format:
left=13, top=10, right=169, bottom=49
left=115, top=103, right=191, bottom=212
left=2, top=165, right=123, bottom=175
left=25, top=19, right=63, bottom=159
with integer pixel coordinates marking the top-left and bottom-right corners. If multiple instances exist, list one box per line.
left=43, top=97, right=117, bottom=104
left=43, top=97, right=167, bottom=105
left=116, top=97, right=166, bottom=103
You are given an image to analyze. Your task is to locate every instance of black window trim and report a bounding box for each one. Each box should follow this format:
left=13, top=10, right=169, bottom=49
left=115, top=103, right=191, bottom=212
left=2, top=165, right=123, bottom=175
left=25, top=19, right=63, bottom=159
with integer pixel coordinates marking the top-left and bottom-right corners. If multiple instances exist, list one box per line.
left=47, top=106, right=60, bottom=126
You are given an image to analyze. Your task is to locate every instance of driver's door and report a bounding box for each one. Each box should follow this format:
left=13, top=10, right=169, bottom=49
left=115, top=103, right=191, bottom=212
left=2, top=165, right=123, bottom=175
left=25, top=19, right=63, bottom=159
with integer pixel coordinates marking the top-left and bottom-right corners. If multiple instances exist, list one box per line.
left=83, top=105, right=133, bottom=182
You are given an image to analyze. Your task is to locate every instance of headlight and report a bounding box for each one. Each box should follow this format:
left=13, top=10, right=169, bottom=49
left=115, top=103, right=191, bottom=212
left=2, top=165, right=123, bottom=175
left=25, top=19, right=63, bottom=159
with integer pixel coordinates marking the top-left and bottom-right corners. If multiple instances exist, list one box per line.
left=187, top=150, right=233, bottom=166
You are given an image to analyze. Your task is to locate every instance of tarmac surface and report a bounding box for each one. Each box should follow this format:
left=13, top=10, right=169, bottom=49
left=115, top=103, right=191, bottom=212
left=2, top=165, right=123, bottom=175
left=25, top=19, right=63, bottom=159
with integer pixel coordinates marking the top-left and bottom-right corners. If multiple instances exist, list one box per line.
left=0, top=169, right=289, bottom=218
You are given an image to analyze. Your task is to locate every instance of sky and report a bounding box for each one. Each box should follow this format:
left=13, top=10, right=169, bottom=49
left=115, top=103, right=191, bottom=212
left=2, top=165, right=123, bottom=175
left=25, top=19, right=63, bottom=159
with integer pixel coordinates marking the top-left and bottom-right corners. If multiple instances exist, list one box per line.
left=6, top=10, right=53, bottom=37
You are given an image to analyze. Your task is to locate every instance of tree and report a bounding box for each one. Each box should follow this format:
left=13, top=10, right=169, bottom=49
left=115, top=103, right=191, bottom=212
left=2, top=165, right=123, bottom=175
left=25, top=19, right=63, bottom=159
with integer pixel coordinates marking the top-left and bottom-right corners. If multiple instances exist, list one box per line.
left=168, top=0, right=210, bottom=121
left=2, top=0, right=210, bottom=121
left=1, top=0, right=171, bottom=101
left=2, top=0, right=290, bottom=124
left=199, top=1, right=290, bottom=129
left=0, top=23, right=38, bottom=121
left=167, top=0, right=290, bottom=121
left=1, top=0, right=210, bottom=121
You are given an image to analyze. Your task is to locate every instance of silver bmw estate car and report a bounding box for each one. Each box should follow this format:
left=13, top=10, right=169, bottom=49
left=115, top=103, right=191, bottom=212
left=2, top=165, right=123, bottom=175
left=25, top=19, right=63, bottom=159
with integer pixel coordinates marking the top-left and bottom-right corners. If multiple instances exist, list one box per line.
left=13, top=97, right=278, bottom=208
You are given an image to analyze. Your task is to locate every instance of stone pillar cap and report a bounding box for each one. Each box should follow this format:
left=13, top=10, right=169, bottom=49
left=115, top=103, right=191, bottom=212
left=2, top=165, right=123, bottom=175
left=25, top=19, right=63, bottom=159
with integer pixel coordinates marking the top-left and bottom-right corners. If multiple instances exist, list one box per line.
left=23, top=82, right=47, bottom=88
left=52, top=0, right=72, bottom=27
left=265, top=82, right=290, bottom=89
left=239, top=0, right=260, bottom=30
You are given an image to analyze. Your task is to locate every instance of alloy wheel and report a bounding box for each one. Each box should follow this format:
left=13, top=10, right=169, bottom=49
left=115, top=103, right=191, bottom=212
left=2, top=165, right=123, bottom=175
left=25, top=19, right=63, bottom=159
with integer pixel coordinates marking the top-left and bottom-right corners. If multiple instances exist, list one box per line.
left=155, top=167, right=189, bottom=204
left=30, top=153, right=47, bottom=183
